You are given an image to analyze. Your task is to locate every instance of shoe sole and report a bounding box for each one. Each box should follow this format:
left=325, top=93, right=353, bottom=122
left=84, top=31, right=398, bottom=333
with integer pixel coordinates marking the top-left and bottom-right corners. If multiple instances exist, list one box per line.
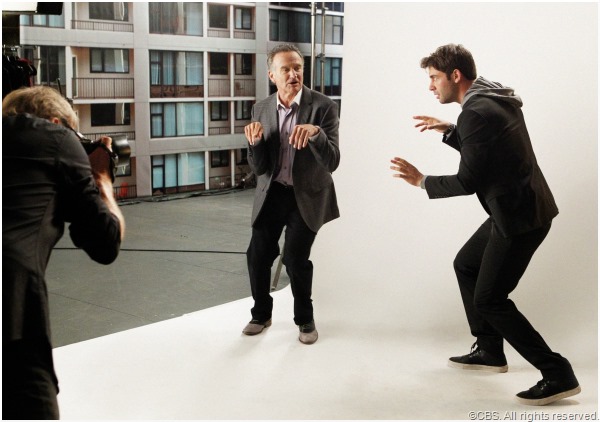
left=515, top=385, right=581, bottom=406
left=448, top=360, right=508, bottom=373
left=242, top=320, right=272, bottom=336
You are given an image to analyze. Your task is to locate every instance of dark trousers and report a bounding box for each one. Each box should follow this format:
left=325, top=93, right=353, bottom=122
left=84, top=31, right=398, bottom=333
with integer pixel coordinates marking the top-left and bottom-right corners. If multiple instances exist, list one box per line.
left=3, top=338, right=60, bottom=420
left=247, top=182, right=317, bottom=325
left=454, top=218, right=576, bottom=381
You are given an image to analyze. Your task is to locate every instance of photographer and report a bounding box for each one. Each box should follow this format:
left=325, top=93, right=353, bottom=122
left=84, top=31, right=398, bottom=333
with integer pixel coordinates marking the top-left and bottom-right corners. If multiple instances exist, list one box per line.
left=2, top=86, right=125, bottom=419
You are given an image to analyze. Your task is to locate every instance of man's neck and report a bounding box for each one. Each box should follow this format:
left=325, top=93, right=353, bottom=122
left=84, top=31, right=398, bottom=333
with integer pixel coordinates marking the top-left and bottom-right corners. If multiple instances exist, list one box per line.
left=278, top=88, right=302, bottom=108
left=457, top=79, right=475, bottom=104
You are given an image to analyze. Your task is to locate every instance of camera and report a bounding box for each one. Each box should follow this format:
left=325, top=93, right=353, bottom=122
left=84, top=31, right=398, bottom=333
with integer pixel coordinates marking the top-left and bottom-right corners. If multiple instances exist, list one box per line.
left=79, top=133, right=131, bottom=170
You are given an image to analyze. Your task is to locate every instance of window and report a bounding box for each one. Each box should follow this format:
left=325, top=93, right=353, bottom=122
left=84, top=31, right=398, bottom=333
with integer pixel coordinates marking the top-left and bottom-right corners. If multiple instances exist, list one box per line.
left=152, top=152, right=205, bottom=191
left=20, top=13, right=64, bottom=27
left=150, top=102, right=204, bottom=137
left=209, top=4, right=228, bottom=29
left=211, top=150, right=229, bottom=168
left=269, top=10, right=311, bottom=43
left=270, top=9, right=343, bottom=45
left=235, top=54, right=252, bottom=76
left=235, top=7, right=252, bottom=30
left=23, top=46, right=66, bottom=87
left=313, top=57, right=342, bottom=96
left=91, top=103, right=131, bottom=126
left=210, top=53, right=229, bottom=75
left=149, top=2, right=203, bottom=36
left=316, top=15, right=343, bottom=45
left=89, top=3, right=129, bottom=21
left=210, top=102, right=229, bottom=121
left=90, top=49, right=129, bottom=73
left=235, top=101, right=253, bottom=120
left=150, top=51, right=203, bottom=86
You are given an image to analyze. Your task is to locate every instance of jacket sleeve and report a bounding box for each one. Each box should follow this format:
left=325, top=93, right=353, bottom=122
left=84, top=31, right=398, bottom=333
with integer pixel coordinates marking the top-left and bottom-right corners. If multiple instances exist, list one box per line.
left=247, top=103, right=272, bottom=177
left=425, top=109, right=492, bottom=199
left=58, top=133, right=122, bottom=264
left=307, top=100, right=340, bottom=173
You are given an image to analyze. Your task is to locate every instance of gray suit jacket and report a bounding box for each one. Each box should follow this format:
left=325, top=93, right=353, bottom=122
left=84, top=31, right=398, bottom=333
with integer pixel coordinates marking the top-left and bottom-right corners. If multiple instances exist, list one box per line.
left=248, top=86, right=340, bottom=233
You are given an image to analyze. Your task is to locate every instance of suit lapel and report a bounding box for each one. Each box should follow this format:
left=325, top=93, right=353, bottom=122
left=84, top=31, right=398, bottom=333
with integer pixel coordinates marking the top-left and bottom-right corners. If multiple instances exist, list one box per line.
left=297, top=86, right=313, bottom=125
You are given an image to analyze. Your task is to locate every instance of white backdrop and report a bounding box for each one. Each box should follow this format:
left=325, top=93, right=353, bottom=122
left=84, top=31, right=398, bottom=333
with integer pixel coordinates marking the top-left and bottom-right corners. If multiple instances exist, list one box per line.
left=312, top=2, right=598, bottom=366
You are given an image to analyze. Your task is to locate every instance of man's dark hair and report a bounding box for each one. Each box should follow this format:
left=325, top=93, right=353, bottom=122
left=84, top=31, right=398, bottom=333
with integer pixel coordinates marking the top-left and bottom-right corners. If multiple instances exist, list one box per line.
left=420, top=44, right=477, bottom=81
left=267, top=43, right=304, bottom=70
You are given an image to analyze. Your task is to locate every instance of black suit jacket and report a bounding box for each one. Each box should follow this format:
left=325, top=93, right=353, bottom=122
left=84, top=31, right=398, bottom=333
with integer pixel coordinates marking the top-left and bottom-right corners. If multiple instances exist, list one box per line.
left=248, top=86, right=340, bottom=233
left=424, top=95, right=558, bottom=238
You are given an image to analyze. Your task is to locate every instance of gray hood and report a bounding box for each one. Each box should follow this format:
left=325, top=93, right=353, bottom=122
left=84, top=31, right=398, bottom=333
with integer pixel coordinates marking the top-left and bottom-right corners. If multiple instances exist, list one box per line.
left=462, top=76, right=523, bottom=108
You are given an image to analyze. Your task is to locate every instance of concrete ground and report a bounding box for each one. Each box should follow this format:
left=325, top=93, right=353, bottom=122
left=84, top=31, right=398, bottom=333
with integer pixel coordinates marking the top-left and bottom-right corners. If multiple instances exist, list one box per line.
left=47, top=188, right=289, bottom=347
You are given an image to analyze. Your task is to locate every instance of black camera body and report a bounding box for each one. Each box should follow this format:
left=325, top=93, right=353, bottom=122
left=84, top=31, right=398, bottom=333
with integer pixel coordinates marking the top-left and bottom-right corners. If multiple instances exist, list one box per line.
left=79, top=133, right=131, bottom=179
left=79, top=134, right=131, bottom=168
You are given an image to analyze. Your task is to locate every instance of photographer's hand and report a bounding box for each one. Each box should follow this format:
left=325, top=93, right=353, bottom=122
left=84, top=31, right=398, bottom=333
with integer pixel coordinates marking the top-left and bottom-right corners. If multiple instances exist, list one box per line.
left=89, top=137, right=126, bottom=240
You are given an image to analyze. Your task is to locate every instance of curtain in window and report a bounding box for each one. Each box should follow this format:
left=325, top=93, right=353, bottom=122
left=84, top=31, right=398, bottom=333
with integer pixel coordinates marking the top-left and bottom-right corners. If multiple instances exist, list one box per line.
left=185, top=3, right=203, bottom=35
left=152, top=156, right=164, bottom=189
left=163, top=52, right=174, bottom=85
left=150, top=51, right=161, bottom=85
left=177, top=103, right=203, bottom=136
left=185, top=52, right=203, bottom=85
left=177, top=152, right=205, bottom=186
left=151, top=104, right=163, bottom=137
left=164, top=104, right=177, bottom=137
left=165, top=155, right=177, bottom=187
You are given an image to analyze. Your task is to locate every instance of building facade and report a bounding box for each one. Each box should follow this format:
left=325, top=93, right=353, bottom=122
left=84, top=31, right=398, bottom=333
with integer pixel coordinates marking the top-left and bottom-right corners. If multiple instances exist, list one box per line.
left=17, top=2, right=344, bottom=199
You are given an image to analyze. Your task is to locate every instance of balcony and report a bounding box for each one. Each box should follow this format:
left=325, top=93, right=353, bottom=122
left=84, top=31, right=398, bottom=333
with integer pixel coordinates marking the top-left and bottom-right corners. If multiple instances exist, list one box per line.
left=72, top=20, right=133, bottom=32
left=73, top=78, right=134, bottom=99
left=207, top=28, right=229, bottom=38
left=150, top=85, right=204, bottom=98
left=234, top=79, right=255, bottom=97
left=234, top=30, right=255, bottom=40
left=208, top=79, right=231, bottom=97
left=81, top=131, right=135, bottom=142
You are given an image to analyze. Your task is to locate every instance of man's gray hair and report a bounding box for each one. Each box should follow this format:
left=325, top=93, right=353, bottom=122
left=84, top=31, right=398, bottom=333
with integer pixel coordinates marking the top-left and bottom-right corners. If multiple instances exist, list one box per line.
left=267, top=43, right=304, bottom=70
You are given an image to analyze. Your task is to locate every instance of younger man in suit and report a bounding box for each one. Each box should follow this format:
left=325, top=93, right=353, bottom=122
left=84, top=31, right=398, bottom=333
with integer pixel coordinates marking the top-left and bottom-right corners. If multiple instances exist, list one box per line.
left=390, top=44, right=579, bottom=405
left=243, top=44, right=340, bottom=344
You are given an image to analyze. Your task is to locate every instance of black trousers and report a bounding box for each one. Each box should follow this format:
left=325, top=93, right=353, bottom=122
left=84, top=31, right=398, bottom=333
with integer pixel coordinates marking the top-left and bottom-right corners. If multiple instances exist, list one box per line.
left=3, top=338, right=60, bottom=420
left=247, top=182, right=317, bottom=325
left=454, top=218, right=576, bottom=381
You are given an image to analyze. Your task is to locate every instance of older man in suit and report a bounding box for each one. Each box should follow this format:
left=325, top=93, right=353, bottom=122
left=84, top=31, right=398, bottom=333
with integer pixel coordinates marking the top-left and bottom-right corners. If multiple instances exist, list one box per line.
left=243, top=44, right=340, bottom=345
left=390, top=44, right=579, bottom=405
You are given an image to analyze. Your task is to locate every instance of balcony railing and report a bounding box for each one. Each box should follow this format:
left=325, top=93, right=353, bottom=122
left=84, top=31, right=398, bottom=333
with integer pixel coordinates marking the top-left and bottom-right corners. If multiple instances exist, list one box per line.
left=234, top=30, right=255, bottom=40
left=73, top=78, right=134, bottom=99
left=207, top=28, right=229, bottom=38
left=150, top=85, right=204, bottom=98
left=72, top=20, right=133, bottom=32
left=81, top=131, right=135, bottom=141
left=114, top=184, right=137, bottom=200
left=208, top=79, right=231, bottom=97
left=234, top=79, right=255, bottom=97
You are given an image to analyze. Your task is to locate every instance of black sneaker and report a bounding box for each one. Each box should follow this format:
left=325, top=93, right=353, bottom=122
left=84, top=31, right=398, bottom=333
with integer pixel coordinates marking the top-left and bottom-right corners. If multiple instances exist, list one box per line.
left=448, top=342, right=508, bottom=373
left=516, top=378, right=581, bottom=406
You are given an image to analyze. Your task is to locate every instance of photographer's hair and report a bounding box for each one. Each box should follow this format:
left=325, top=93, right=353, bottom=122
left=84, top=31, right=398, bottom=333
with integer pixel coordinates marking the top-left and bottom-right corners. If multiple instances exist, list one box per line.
left=2, top=86, right=78, bottom=128
left=420, top=44, right=477, bottom=81
left=267, top=43, right=304, bottom=70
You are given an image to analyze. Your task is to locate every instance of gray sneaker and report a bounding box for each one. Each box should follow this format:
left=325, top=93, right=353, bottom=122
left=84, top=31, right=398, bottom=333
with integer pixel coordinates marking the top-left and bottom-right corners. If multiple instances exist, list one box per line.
left=242, top=319, right=272, bottom=335
left=298, top=321, right=318, bottom=345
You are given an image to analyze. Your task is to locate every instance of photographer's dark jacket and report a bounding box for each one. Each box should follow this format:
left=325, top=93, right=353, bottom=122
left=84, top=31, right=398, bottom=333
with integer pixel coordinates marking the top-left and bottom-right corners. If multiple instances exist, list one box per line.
left=424, top=77, right=558, bottom=237
left=3, top=114, right=122, bottom=347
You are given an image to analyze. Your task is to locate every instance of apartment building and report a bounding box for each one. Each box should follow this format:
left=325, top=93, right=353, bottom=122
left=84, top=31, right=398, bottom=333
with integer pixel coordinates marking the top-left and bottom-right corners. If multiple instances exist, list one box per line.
left=16, top=2, right=344, bottom=199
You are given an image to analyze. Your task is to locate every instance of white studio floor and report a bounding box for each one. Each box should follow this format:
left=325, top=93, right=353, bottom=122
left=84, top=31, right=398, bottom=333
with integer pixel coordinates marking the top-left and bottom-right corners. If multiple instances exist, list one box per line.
left=53, top=286, right=597, bottom=420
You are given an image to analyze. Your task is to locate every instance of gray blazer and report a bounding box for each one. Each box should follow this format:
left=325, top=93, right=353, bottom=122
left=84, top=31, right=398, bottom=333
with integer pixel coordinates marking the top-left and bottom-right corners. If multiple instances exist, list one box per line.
left=248, top=86, right=340, bottom=233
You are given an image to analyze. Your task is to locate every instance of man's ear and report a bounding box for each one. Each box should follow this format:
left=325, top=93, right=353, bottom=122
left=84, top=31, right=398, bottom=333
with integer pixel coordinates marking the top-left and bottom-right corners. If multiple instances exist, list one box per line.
left=452, top=69, right=463, bottom=83
left=50, top=117, right=61, bottom=125
left=268, top=71, right=275, bottom=84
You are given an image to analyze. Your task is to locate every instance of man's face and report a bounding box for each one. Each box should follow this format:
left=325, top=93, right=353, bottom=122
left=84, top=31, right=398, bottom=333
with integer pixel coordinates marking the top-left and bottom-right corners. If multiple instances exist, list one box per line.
left=269, top=51, right=304, bottom=99
left=427, top=66, right=458, bottom=104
